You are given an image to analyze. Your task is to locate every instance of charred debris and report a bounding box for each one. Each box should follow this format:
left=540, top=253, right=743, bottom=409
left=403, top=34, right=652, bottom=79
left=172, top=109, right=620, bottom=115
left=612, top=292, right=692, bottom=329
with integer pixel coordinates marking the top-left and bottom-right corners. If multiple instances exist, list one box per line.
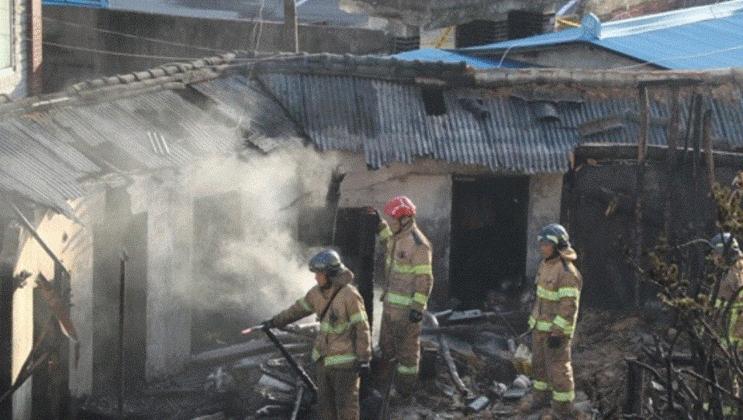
left=76, top=306, right=541, bottom=420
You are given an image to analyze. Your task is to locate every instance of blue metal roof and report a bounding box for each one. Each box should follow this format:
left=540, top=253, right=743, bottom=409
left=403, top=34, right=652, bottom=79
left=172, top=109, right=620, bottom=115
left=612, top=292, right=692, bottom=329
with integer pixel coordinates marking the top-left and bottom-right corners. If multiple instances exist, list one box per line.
left=43, top=0, right=108, bottom=8
left=463, top=0, right=743, bottom=70
left=392, top=49, right=531, bottom=69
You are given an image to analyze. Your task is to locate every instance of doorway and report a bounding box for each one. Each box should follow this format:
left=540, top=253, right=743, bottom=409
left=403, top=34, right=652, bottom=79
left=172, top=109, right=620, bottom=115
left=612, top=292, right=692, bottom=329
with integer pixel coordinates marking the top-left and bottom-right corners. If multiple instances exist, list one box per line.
left=92, top=187, right=147, bottom=392
left=450, top=176, right=529, bottom=309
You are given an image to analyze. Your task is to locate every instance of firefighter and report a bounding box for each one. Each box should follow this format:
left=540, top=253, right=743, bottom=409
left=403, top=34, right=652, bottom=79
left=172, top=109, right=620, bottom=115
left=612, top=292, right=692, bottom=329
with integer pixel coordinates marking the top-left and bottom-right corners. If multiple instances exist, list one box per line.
left=519, top=224, right=583, bottom=419
left=372, top=196, right=433, bottom=396
left=712, top=232, right=743, bottom=347
left=266, top=249, right=371, bottom=420
left=711, top=233, right=743, bottom=414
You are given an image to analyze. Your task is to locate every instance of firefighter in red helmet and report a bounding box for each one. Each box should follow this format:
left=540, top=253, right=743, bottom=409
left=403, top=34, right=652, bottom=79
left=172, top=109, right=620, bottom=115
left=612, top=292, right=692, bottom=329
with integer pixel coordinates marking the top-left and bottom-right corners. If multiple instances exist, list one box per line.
left=370, top=196, right=433, bottom=396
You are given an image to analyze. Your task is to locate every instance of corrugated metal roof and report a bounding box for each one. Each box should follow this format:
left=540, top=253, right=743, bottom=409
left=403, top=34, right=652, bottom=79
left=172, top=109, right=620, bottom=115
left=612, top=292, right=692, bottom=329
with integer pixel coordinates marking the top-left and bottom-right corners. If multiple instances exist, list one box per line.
left=463, top=0, right=743, bottom=70
left=392, top=49, right=531, bottom=69
left=3, top=52, right=743, bottom=215
left=260, top=72, right=743, bottom=174
left=0, top=56, right=299, bottom=214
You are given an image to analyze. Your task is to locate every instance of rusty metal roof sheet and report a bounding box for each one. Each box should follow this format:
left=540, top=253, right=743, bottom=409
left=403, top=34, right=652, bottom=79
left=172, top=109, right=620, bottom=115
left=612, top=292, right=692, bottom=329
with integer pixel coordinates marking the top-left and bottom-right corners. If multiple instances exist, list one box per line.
left=259, top=72, right=743, bottom=173
left=2, top=52, right=743, bottom=215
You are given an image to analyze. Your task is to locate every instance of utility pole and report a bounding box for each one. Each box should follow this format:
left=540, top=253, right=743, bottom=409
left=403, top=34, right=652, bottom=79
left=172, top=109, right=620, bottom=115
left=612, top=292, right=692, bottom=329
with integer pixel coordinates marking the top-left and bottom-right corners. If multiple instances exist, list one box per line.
left=284, top=0, right=299, bottom=53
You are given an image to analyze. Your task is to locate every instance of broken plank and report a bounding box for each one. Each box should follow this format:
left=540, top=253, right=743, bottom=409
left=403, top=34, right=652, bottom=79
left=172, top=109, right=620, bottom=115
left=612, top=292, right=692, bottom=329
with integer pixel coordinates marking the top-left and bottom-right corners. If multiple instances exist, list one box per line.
left=191, top=340, right=310, bottom=365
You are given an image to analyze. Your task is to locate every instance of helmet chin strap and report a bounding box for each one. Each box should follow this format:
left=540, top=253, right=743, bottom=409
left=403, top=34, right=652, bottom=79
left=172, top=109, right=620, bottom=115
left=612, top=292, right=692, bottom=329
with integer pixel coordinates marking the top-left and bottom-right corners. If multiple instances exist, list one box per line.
left=394, top=216, right=413, bottom=233
left=546, top=247, right=561, bottom=261
left=320, top=276, right=333, bottom=290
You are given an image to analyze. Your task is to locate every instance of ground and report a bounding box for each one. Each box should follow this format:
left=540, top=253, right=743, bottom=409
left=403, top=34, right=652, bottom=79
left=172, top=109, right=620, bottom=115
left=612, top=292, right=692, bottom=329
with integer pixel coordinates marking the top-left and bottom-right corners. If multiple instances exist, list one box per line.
left=74, top=307, right=667, bottom=420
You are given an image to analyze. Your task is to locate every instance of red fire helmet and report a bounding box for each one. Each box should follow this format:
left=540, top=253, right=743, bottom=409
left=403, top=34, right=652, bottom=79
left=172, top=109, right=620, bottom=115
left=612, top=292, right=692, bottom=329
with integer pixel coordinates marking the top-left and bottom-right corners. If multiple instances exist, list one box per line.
left=384, top=196, right=416, bottom=218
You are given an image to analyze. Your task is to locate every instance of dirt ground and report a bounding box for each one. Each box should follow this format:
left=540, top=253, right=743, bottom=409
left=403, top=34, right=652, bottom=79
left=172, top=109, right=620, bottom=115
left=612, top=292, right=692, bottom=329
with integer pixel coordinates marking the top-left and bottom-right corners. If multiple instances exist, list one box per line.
left=382, top=307, right=669, bottom=420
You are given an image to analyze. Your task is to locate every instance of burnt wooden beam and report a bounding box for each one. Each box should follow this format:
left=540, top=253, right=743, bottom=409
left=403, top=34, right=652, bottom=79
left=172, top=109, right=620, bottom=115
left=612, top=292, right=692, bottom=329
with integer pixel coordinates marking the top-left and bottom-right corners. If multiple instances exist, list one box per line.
left=574, top=144, right=743, bottom=168
left=624, top=357, right=645, bottom=416
left=664, top=87, right=680, bottom=244
left=633, top=86, right=649, bottom=307
left=703, top=110, right=715, bottom=189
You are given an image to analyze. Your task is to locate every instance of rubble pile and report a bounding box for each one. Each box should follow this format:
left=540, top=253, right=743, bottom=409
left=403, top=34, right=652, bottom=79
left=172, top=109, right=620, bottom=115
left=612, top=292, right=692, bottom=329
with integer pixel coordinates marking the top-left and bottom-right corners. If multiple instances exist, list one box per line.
left=74, top=308, right=670, bottom=420
left=571, top=307, right=671, bottom=419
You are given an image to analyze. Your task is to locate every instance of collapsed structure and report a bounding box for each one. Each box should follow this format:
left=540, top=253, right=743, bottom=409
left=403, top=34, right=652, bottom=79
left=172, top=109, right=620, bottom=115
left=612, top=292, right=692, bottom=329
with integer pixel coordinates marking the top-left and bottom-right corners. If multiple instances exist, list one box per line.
left=2, top=13, right=743, bottom=413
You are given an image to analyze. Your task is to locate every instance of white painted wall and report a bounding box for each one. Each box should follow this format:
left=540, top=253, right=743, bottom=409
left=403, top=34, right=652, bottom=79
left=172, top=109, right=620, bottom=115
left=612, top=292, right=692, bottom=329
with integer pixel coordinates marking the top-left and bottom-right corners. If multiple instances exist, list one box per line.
left=59, top=193, right=104, bottom=398
left=525, top=173, right=564, bottom=278
left=0, top=0, right=28, bottom=98
left=337, top=154, right=453, bottom=302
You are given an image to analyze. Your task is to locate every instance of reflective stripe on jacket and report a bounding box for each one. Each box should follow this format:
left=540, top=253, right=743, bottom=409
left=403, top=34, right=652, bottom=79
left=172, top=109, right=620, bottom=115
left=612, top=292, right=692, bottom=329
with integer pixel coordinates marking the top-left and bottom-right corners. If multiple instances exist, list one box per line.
left=716, top=258, right=743, bottom=345
left=272, top=268, right=371, bottom=367
left=379, top=219, right=433, bottom=317
left=529, top=249, right=582, bottom=337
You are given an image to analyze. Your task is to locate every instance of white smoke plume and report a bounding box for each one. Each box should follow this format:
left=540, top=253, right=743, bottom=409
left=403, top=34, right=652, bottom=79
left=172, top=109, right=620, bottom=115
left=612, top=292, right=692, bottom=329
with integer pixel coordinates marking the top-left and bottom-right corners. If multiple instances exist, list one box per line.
left=188, top=144, right=340, bottom=333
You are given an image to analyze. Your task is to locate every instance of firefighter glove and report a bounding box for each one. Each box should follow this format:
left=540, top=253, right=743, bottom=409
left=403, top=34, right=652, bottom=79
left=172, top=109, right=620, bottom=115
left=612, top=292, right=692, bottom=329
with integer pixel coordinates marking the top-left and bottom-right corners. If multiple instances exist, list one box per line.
left=409, top=309, right=423, bottom=323
left=547, top=335, right=563, bottom=349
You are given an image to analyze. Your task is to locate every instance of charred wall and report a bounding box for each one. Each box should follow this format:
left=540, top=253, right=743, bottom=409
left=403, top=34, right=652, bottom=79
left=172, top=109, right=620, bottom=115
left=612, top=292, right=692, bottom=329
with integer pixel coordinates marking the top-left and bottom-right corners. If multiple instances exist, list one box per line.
left=563, top=159, right=739, bottom=310
left=91, top=187, right=148, bottom=392
left=0, top=221, right=20, bottom=419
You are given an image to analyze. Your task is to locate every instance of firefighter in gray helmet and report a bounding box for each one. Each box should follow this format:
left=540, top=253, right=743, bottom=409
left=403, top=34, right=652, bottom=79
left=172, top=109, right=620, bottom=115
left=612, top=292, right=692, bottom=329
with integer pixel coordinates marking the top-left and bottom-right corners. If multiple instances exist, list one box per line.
left=266, top=249, right=371, bottom=420
left=709, top=233, right=743, bottom=415
left=712, top=233, right=743, bottom=348
left=519, top=224, right=584, bottom=419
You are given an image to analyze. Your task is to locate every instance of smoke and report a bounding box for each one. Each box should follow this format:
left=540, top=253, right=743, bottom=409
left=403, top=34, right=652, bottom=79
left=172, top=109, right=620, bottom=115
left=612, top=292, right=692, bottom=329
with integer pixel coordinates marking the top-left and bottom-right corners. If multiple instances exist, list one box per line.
left=189, top=144, right=340, bottom=333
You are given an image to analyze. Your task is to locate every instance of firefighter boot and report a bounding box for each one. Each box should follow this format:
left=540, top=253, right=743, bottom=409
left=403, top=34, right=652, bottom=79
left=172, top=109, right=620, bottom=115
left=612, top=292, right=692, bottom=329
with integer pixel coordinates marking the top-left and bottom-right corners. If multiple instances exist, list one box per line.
left=543, top=401, right=585, bottom=420
left=518, top=390, right=551, bottom=414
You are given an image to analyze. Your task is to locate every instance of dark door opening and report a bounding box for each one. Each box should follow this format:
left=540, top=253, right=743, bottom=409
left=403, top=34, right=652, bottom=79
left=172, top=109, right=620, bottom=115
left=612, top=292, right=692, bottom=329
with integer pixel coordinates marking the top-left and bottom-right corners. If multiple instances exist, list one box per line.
left=297, top=207, right=377, bottom=329
left=450, top=176, right=529, bottom=310
left=0, top=222, right=17, bottom=419
left=92, top=188, right=147, bottom=393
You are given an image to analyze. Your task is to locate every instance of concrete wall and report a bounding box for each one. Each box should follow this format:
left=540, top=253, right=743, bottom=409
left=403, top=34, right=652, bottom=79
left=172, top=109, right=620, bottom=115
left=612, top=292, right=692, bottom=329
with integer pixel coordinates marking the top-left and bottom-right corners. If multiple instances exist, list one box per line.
left=337, top=154, right=453, bottom=304
left=61, top=194, right=100, bottom=398
left=129, top=174, right=193, bottom=379
left=341, top=0, right=557, bottom=29
left=525, top=173, right=563, bottom=278
left=12, top=207, right=77, bottom=419
left=0, top=0, right=29, bottom=98
left=42, top=6, right=393, bottom=93
left=337, top=153, right=569, bottom=305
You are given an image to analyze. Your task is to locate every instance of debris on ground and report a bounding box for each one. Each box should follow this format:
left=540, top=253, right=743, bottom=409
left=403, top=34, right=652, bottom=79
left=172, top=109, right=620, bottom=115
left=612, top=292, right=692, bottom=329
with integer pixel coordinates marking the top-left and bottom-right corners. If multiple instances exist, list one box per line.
left=73, top=307, right=673, bottom=420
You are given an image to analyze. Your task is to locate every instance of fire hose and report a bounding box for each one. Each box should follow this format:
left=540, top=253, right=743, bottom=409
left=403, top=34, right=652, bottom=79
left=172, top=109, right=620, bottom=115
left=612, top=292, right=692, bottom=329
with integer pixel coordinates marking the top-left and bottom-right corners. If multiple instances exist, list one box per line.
left=424, top=311, right=473, bottom=399
left=248, top=324, right=319, bottom=402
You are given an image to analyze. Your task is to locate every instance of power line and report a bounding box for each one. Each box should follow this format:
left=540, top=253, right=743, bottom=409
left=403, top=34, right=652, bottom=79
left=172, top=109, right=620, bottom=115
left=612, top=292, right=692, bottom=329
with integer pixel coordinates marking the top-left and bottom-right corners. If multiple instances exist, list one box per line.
left=252, top=0, right=267, bottom=52
left=41, top=15, right=228, bottom=55
left=40, top=39, right=203, bottom=61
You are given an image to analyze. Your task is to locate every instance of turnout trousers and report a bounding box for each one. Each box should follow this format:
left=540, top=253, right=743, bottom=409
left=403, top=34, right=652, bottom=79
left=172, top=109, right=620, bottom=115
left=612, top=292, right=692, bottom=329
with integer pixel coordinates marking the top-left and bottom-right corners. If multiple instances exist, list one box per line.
left=378, top=311, right=421, bottom=394
left=315, top=364, right=360, bottom=420
left=531, top=330, right=575, bottom=404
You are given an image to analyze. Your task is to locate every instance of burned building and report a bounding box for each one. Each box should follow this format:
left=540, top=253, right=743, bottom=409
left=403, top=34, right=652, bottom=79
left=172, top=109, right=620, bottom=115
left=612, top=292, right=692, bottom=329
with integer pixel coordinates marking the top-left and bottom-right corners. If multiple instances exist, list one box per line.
left=1, top=51, right=743, bottom=418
